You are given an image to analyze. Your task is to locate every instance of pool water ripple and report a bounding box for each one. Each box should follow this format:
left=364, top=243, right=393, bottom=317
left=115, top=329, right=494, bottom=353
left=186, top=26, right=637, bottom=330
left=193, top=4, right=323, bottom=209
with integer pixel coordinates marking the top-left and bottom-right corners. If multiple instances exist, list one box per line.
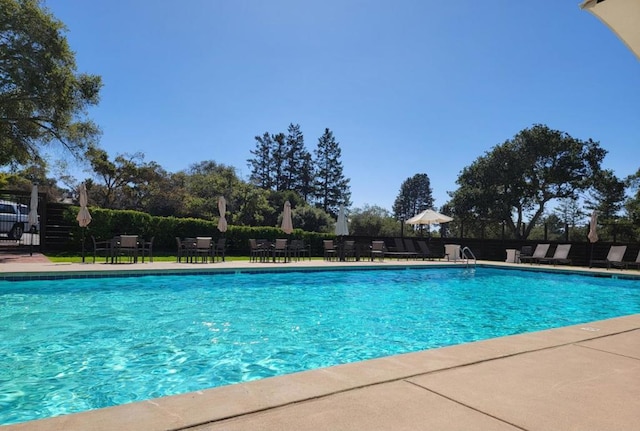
left=1, top=267, right=639, bottom=425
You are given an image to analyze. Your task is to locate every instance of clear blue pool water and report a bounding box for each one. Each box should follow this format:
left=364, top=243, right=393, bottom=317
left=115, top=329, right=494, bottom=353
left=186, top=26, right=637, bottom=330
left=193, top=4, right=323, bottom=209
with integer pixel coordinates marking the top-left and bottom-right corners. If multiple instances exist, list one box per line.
left=1, top=267, right=639, bottom=425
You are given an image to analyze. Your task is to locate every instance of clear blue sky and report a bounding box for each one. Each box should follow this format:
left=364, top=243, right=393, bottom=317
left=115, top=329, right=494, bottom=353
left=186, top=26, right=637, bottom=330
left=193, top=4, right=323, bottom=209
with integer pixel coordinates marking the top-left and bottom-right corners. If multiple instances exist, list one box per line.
left=44, top=0, right=640, bottom=214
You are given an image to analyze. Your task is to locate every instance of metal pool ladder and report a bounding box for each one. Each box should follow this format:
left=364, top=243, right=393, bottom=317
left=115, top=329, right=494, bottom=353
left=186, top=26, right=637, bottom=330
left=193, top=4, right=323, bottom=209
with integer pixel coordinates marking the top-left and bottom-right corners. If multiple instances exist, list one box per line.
left=461, top=246, right=477, bottom=267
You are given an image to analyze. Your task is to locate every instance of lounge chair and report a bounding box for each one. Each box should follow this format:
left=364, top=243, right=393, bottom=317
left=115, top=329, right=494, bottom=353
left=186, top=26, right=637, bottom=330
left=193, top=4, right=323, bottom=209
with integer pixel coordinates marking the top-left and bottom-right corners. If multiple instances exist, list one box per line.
left=519, top=245, right=533, bottom=263
left=384, top=238, right=414, bottom=259
left=416, top=240, right=444, bottom=260
left=623, top=250, right=640, bottom=270
left=370, top=240, right=385, bottom=261
left=403, top=239, right=421, bottom=259
left=539, top=244, right=572, bottom=266
left=520, top=244, right=550, bottom=264
left=590, top=245, right=627, bottom=269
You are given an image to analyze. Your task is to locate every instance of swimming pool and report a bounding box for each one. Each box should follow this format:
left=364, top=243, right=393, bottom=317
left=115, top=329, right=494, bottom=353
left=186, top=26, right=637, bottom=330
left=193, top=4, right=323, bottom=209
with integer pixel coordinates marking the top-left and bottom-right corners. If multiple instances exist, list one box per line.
left=1, top=266, right=639, bottom=425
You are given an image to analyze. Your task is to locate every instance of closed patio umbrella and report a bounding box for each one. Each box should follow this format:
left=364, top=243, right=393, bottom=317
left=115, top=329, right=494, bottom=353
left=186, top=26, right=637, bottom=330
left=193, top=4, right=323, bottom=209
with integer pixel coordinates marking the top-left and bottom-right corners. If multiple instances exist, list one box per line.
left=281, top=200, right=293, bottom=234
left=588, top=210, right=599, bottom=266
left=28, top=184, right=39, bottom=231
left=76, top=182, right=92, bottom=262
left=580, top=0, right=640, bottom=60
left=335, top=205, right=349, bottom=237
left=217, top=196, right=228, bottom=234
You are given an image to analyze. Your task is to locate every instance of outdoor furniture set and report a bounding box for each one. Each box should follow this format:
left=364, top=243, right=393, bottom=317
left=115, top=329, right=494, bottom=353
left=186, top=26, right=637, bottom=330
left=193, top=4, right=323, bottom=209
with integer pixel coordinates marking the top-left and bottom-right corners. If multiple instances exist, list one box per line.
left=248, top=238, right=311, bottom=263
left=175, top=237, right=226, bottom=263
left=91, top=235, right=154, bottom=264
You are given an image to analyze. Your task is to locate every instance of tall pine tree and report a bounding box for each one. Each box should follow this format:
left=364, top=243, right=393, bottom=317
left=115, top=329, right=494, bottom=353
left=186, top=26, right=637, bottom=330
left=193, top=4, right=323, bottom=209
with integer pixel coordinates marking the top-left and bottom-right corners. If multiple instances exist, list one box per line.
left=247, top=132, right=273, bottom=189
left=284, top=123, right=310, bottom=193
left=313, top=128, right=351, bottom=216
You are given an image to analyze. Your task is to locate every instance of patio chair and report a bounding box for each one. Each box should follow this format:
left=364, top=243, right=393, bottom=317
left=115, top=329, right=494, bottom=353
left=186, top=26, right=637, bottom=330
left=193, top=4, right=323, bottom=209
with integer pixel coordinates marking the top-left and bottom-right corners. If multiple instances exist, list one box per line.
left=141, top=236, right=154, bottom=263
left=289, top=239, right=311, bottom=261
left=539, top=244, right=572, bottom=266
left=249, top=238, right=264, bottom=262
left=519, top=244, right=550, bottom=264
left=213, top=238, right=226, bottom=262
left=112, top=235, right=139, bottom=264
left=590, top=245, right=627, bottom=269
left=91, top=235, right=111, bottom=263
left=370, top=240, right=385, bottom=261
left=343, top=240, right=356, bottom=261
left=273, top=238, right=289, bottom=262
left=323, top=240, right=337, bottom=261
left=193, top=237, right=213, bottom=263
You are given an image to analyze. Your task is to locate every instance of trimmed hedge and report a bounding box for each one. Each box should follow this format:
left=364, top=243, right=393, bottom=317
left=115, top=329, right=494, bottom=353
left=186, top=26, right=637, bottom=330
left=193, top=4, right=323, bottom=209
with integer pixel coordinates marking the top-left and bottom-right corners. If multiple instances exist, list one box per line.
left=63, top=206, right=333, bottom=256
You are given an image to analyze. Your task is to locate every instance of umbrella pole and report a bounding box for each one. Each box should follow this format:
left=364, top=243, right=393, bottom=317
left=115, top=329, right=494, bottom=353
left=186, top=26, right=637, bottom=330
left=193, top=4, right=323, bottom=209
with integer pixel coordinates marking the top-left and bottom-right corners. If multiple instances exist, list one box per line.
left=81, top=228, right=86, bottom=263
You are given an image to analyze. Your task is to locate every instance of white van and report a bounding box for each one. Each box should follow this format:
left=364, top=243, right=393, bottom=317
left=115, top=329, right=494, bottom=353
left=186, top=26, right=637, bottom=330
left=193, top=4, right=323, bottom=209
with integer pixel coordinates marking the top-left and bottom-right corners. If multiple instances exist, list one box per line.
left=0, top=200, right=29, bottom=239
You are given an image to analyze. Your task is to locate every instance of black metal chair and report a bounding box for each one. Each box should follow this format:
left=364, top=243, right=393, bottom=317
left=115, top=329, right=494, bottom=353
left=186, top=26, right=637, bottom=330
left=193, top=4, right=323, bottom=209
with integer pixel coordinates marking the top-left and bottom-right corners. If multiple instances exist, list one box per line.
left=91, top=235, right=111, bottom=263
left=213, top=238, right=226, bottom=262
left=323, top=240, right=337, bottom=261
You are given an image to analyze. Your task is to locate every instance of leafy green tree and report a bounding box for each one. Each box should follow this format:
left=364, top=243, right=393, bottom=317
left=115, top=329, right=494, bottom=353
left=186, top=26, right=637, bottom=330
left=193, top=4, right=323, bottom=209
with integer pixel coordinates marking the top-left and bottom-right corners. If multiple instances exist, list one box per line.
left=350, top=204, right=400, bottom=237
left=291, top=205, right=334, bottom=233
left=392, top=173, right=434, bottom=221
left=313, top=128, right=351, bottom=216
left=448, top=124, right=606, bottom=239
left=247, top=132, right=274, bottom=189
left=233, top=182, right=272, bottom=226
left=1, top=0, right=102, bottom=166
left=85, top=148, right=141, bottom=209
left=624, top=168, right=640, bottom=235
left=182, top=160, right=242, bottom=219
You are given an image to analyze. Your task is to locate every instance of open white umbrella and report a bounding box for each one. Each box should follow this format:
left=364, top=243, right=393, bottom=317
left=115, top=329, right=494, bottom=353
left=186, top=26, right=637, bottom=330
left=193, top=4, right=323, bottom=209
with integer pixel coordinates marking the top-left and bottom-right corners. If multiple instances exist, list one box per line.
left=76, top=183, right=92, bottom=262
left=281, top=200, right=293, bottom=234
left=335, top=205, right=349, bottom=236
left=580, top=0, right=640, bottom=60
left=217, top=196, right=228, bottom=233
left=405, top=209, right=453, bottom=225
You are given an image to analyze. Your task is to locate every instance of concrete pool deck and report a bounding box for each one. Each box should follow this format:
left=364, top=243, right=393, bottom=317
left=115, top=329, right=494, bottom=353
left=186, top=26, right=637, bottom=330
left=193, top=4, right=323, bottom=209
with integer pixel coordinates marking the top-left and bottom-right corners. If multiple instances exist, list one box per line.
left=1, top=255, right=640, bottom=430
